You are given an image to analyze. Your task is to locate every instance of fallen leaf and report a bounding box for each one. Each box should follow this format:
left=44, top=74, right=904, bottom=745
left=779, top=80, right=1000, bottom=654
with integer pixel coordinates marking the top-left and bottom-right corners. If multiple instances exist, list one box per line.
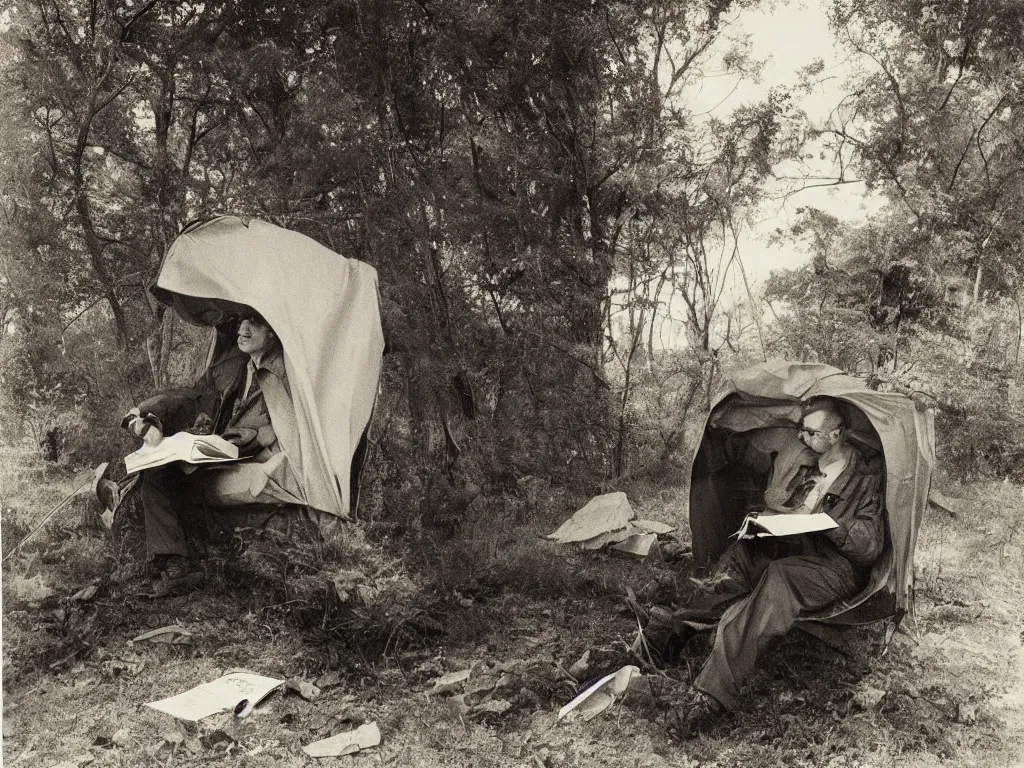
left=285, top=679, right=321, bottom=701
left=852, top=686, right=887, bottom=711
left=199, top=730, right=236, bottom=751
left=607, top=665, right=639, bottom=696
left=161, top=729, right=185, bottom=746
left=567, top=651, right=590, bottom=680
left=302, top=721, right=381, bottom=758
left=130, top=626, right=192, bottom=645
left=495, top=672, right=520, bottom=690
left=470, top=699, right=512, bottom=718
left=103, top=658, right=142, bottom=677
left=315, top=670, right=342, bottom=690
left=71, top=584, right=99, bottom=602
left=426, top=668, right=471, bottom=696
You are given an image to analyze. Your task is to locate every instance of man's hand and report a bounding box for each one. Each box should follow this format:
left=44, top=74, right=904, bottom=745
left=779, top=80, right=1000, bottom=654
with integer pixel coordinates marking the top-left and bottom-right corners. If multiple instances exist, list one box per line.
left=122, top=409, right=164, bottom=446
left=120, top=407, right=141, bottom=431
left=221, top=427, right=258, bottom=455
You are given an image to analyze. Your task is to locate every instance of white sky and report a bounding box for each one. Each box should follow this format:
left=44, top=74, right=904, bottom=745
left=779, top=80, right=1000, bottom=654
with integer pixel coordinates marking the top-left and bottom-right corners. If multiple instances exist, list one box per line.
left=684, top=0, right=884, bottom=286
left=626, top=0, right=888, bottom=351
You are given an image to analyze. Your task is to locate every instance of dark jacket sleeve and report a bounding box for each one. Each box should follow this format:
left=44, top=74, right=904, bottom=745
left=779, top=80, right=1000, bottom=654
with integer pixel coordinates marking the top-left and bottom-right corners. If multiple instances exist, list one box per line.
left=136, top=387, right=203, bottom=435
left=694, top=428, right=774, bottom=478
left=821, top=469, right=885, bottom=566
left=136, top=353, right=247, bottom=435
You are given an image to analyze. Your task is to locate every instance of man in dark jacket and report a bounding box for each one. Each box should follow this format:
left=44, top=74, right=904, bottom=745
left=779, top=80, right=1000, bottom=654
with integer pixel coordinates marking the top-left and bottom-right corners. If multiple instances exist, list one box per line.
left=670, top=397, right=885, bottom=735
left=124, top=309, right=303, bottom=596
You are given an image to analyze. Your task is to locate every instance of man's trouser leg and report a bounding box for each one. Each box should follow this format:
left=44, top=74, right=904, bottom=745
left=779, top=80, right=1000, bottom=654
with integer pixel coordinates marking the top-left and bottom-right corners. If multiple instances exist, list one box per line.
left=693, top=554, right=859, bottom=710
left=141, top=465, right=192, bottom=560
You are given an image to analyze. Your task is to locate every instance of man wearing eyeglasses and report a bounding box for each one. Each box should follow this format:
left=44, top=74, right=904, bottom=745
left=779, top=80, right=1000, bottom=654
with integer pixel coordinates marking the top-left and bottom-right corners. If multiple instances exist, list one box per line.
left=668, top=397, right=885, bottom=736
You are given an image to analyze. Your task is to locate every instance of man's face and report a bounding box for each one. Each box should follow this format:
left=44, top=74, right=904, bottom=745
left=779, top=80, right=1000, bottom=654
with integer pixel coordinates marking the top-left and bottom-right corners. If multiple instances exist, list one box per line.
left=799, top=409, right=840, bottom=455
left=237, top=318, right=275, bottom=357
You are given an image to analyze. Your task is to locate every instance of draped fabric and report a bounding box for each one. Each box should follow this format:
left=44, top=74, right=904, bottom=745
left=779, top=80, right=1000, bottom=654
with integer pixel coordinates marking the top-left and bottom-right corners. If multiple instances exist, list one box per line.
left=150, top=216, right=386, bottom=519
left=689, top=361, right=935, bottom=617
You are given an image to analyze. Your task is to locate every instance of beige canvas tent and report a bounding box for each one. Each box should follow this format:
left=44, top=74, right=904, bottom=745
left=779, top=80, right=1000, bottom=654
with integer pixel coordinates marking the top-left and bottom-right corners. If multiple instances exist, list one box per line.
left=149, top=216, right=385, bottom=519
left=689, top=361, right=936, bottom=622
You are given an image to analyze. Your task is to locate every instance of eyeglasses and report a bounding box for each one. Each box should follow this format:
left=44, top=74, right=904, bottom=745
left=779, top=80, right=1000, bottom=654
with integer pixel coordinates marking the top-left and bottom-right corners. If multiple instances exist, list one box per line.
left=798, top=425, right=830, bottom=438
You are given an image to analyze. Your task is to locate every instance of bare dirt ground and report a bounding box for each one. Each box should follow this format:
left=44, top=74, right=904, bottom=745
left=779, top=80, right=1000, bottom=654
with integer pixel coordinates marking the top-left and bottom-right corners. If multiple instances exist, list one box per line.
left=3, top=452, right=1023, bottom=768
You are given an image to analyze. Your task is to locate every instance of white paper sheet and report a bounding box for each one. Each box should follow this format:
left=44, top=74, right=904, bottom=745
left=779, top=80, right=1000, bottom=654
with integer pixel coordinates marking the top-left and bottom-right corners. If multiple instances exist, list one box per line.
left=146, top=672, right=283, bottom=721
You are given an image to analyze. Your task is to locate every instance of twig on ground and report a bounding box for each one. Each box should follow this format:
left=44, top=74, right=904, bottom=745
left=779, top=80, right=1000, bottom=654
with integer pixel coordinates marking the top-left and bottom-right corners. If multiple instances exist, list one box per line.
left=48, top=643, right=89, bottom=670
left=3, top=474, right=94, bottom=563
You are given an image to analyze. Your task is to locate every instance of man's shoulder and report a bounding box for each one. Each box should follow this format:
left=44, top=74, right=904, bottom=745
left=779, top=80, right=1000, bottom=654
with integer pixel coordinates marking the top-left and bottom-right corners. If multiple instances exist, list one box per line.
left=260, top=347, right=287, bottom=379
left=776, top=440, right=818, bottom=468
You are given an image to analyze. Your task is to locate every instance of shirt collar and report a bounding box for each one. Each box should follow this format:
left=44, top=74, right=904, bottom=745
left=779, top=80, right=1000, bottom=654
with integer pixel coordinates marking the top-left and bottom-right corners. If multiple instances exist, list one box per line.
left=249, top=345, right=282, bottom=371
left=818, top=442, right=854, bottom=474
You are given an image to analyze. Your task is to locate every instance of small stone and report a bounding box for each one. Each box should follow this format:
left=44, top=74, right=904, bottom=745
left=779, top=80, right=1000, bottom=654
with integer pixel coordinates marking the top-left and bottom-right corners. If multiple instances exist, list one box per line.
left=852, top=686, right=886, bottom=711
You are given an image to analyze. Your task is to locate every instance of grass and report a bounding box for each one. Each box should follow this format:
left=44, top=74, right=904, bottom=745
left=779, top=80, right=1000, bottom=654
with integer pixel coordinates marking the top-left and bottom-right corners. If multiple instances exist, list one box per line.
left=3, top=450, right=1024, bottom=767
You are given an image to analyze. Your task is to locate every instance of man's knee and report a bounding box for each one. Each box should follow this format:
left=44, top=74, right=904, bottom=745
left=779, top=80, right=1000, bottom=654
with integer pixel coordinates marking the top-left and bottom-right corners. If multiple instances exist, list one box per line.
left=760, top=558, right=794, bottom=585
left=756, top=560, right=807, bottom=608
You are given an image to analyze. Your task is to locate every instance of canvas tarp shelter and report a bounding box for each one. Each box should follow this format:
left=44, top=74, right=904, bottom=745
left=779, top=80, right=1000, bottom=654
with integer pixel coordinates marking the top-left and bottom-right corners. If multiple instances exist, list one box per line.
left=150, top=215, right=385, bottom=519
left=689, top=361, right=935, bottom=619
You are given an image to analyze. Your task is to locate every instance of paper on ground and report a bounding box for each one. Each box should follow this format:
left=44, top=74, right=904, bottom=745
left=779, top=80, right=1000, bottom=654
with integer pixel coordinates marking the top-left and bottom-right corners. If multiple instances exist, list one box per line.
left=610, top=533, right=658, bottom=557
left=303, top=721, right=381, bottom=758
left=632, top=519, right=676, bottom=535
left=546, top=492, right=634, bottom=544
left=146, top=672, right=283, bottom=721
left=557, top=665, right=640, bottom=722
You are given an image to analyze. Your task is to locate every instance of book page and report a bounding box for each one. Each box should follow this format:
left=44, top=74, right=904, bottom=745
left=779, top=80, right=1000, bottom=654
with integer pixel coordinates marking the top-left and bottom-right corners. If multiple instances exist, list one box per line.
left=189, top=435, right=240, bottom=461
left=146, top=672, right=282, bottom=721
left=733, top=512, right=838, bottom=539
left=125, top=432, right=241, bottom=474
left=752, top=512, right=837, bottom=537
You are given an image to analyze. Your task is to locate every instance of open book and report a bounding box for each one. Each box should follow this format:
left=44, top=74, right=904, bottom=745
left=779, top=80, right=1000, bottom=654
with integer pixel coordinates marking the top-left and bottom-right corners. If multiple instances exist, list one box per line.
left=124, top=432, right=241, bottom=475
left=733, top=512, right=838, bottom=539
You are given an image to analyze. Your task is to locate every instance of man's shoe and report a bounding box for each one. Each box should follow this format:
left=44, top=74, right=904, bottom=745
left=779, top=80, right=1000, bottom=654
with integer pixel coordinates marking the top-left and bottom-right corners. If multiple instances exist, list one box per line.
left=666, top=689, right=728, bottom=739
left=92, top=462, right=139, bottom=529
left=147, top=556, right=205, bottom=598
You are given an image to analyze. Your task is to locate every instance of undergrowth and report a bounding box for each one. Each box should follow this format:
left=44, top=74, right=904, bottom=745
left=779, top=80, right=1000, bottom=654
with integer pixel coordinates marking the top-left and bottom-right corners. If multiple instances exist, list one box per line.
left=4, top=447, right=1024, bottom=767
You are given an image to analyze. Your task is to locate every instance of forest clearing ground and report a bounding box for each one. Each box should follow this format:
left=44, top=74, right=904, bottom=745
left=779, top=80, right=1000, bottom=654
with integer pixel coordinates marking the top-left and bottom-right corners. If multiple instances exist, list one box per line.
left=3, top=451, right=1024, bottom=768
